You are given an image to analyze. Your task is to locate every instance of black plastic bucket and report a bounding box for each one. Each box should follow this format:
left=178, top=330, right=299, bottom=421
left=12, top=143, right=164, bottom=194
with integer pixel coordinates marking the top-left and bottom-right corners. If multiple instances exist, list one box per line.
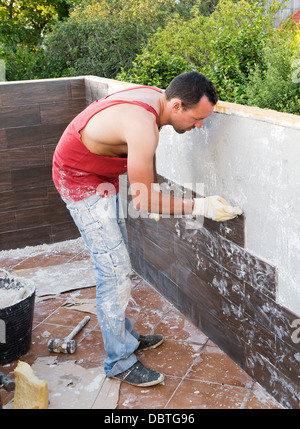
left=0, top=271, right=35, bottom=365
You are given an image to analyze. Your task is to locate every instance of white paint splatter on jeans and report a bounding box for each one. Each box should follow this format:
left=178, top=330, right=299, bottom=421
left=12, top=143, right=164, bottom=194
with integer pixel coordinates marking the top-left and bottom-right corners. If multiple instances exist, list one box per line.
left=63, top=192, right=139, bottom=377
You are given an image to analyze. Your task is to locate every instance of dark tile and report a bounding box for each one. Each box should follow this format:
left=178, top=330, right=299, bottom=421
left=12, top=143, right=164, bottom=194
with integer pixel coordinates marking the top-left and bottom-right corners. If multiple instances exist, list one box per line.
left=0, top=211, right=17, bottom=233
left=0, top=225, right=52, bottom=251
left=204, top=214, right=245, bottom=248
left=217, top=236, right=277, bottom=298
left=0, top=80, right=71, bottom=106
left=5, top=123, right=66, bottom=149
left=245, top=350, right=300, bottom=409
left=50, top=222, right=80, bottom=243
left=70, top=78, right=86, bottom=100
left=15, top=204, right=70, bottom=229
left=11, top=166, right=52, bottom=189
left=0, top=171, right=11, bottom=192
left=0, top=187, right=48, bottom=212
left=40, top=100, right=86, bottom=125
left=0, top=146, right=46, bottom=172
left=0, top=104, right=41, bottom=128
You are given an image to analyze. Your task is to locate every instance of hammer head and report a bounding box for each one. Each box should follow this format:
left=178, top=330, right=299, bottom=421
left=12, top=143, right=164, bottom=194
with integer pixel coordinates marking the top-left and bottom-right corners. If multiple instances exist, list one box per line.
left=47, top=338, right=77, bottom=354
left=0, top=371, right=15, bottom=392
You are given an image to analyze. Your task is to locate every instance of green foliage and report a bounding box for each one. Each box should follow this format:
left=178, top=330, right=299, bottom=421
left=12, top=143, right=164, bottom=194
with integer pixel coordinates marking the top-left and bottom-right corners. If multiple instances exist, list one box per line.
left=204, top=2, right=260, bottom=100
left=0, top=0, right=75, bottom=48
left=117, top=50, right=192, bottom=88
left=118, top=0, right=300, bottom=114
left=40, top=0, right=202, bottom=79
left=125, top=0, right=283, bottom=103
left=0, top=0, right=79, bottom=80
left=202, top=0, right=286, bottom=103
left=1, top=0, right=207, bottom=81
left=3, top=46, right=52, bottom=81
left=1, top=0, right=299, bottom=115
left=41, top=7, right=150, bottom=78
left=116, top=10, right=206, bottom=86
left=244, top=22, right=300, bottom=114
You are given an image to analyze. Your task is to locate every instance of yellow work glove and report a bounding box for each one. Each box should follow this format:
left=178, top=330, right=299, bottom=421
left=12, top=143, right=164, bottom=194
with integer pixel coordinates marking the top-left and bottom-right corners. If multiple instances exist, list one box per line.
left=148, top=212, right=161, bottom=221
left=192, top=196, right=243, bottom=222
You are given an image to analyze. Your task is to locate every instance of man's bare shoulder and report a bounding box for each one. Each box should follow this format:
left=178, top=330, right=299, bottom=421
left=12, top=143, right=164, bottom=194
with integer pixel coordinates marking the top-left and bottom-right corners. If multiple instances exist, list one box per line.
left=105, top=86, right=163, bottom=106
left=124, top=104, right=159, bottom=140
left=87, top=102, right=158, bottom=138
left=80, top=100, right=159, bottom=157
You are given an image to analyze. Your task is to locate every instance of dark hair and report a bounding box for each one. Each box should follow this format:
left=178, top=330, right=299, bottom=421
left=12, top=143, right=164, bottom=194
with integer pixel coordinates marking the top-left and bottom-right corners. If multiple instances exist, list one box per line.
left=165, top=71, right=218, bottom=109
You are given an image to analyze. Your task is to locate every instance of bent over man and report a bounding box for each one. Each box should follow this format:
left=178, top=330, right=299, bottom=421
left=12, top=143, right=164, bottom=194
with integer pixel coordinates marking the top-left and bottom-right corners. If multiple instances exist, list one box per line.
left=52, top=72, right=242, bottom=387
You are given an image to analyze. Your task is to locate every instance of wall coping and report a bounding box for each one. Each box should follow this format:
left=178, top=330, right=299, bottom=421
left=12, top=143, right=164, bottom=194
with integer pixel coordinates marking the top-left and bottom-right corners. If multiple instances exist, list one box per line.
left=1, top=75, right=299, bottom=130
left=215, top=100, right=300, bottom=130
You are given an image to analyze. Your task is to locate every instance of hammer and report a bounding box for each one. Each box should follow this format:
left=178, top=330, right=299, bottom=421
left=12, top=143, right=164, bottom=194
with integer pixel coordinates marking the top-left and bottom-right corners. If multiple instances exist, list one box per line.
left=0, top=371, right=15, bottom=392
left=0, top=372, right=15, bottom=409
left=47, top=316, right=90, bottom=354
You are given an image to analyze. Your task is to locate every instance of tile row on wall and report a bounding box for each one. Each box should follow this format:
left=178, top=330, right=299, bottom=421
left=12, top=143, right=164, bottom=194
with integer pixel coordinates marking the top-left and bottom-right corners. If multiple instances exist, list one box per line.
left=121, top=174, right=300, bottom=409
left=0, top=78, right=87, bottom=250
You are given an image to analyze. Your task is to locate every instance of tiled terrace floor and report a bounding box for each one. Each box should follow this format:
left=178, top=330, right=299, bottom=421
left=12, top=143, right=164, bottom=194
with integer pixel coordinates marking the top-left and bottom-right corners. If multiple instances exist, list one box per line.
left=0, top=239, right=283, bottom=409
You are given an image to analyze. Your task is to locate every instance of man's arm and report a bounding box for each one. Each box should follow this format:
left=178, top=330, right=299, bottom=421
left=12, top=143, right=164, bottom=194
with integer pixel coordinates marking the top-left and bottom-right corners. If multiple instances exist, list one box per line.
left=124, top=109, right=242, bottom=221
left=153, top=153, right=158, bottom=184
left=125, top=112, right=193, bottom=216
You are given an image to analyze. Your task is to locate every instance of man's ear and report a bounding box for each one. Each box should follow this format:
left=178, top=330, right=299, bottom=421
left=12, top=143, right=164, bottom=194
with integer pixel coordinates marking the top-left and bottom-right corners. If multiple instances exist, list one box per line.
left=170, top=98, right=182, bottom=113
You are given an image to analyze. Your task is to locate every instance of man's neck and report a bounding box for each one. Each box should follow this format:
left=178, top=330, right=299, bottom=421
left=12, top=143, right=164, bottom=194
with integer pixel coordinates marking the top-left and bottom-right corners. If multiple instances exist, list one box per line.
left=157, top=94, right=171, bottom=128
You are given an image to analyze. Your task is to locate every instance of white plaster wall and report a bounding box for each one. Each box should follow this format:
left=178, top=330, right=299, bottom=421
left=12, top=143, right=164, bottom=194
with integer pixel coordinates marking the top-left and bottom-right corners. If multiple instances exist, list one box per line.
left=156, top=104, right=300, bottom=317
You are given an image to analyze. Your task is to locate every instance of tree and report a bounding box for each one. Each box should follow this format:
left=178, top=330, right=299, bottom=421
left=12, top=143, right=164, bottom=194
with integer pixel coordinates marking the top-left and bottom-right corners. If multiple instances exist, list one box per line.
left=117, top=50, right=192, bottom=89
left=40, top=0, right=200, bottom=79
left=0, top=0, right=76, bottom=47
left=245, top=20, right=300, bottom=114
left=119, top=0, right=288, bottom=106
left=0, top=0, right=80, bottom=80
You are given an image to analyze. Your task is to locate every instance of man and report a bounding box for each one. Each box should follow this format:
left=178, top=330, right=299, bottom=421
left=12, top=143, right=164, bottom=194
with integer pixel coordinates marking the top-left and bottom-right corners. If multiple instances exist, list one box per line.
left=52, top=72, right=242, bottom=387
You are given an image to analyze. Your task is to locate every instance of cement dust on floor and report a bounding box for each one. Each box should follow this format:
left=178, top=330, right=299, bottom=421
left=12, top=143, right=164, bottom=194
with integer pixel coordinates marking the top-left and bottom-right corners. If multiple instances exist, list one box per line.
left=0, top=239, right=283, bottom=409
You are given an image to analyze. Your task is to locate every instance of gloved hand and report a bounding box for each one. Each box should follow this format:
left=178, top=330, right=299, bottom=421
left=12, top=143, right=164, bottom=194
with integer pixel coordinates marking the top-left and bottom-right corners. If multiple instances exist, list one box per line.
left=148, top=212, right=161, bottom=221
left=192, top=196, right=243, bottom=222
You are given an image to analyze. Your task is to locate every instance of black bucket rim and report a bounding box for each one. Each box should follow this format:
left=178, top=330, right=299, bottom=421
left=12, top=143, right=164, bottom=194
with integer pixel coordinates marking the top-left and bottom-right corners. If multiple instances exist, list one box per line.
left=0, top=270, right=35, bottom=364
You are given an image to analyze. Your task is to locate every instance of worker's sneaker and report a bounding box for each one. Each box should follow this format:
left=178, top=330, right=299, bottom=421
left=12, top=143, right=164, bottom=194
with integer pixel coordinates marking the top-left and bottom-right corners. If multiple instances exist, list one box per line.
left=137, top=334, right=164, bottom=351
left=112, top=360, right=164, bottom=387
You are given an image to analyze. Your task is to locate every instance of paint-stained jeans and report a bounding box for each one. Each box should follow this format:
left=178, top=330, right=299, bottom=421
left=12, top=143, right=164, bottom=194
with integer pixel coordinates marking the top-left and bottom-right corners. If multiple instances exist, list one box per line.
left=62, top=193, right=139, bottom=377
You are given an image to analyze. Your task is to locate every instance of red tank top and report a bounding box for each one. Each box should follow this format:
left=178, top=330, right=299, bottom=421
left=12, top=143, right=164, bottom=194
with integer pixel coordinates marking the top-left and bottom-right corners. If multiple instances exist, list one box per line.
left=52, top=86, right=163, bottom=201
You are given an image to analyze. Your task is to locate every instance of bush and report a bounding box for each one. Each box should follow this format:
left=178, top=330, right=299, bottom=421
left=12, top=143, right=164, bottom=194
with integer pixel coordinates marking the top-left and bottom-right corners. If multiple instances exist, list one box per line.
left=244, top=21, right=300, bottom=114
left=39, top=0, right=193, bottom=79
left=4, top=46, right=50, bottom=81
left=121, top=0, right=290, bottom=107
left=117, top=50, right=192, bottom=88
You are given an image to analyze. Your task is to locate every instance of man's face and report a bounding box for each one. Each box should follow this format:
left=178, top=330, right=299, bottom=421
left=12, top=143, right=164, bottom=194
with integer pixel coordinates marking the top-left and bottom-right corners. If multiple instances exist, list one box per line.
left=171, top=95, right=215, bottom=134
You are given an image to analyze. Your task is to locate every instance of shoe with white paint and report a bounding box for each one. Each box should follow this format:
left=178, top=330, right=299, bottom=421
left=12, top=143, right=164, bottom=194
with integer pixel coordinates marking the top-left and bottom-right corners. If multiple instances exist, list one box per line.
left=112, top=360, right=164, bottom=387
left=137, top=334, right=164, bottom=351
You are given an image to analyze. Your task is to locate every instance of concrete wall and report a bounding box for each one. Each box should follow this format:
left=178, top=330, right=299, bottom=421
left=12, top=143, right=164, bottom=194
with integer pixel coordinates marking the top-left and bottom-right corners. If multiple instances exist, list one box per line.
left=155, top=102, right=300, bottom=317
